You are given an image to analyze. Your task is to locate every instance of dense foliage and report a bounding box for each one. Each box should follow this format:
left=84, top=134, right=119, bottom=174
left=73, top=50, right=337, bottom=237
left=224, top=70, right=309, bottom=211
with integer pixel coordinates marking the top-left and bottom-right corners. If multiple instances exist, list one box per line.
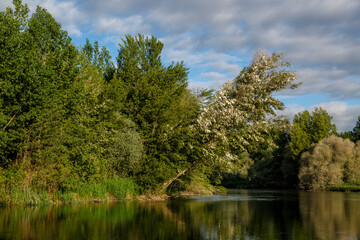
left=247, top=108, right=338, bottom=188
left=1, top=1, right=359, bottom=204
left=0, top=1, right=144, bottom=201
left=339, top=116, right=360, bottom=142
left=299, top=136, right=360, bottom=190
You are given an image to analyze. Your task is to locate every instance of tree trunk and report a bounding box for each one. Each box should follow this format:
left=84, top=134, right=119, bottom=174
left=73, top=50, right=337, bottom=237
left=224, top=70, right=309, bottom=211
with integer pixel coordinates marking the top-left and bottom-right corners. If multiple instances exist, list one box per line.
left=159, top=168, right=189, bottom=193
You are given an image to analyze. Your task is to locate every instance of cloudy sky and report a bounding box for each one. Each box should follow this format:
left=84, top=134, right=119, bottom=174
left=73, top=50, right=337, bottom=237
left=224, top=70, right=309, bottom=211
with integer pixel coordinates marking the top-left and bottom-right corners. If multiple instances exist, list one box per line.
left=1, top=0, right=360, bottom=131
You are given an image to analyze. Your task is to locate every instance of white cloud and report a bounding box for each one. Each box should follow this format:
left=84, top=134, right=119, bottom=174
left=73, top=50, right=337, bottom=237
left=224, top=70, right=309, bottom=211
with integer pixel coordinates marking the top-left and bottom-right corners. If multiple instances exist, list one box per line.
left=190, top=79, right=229, bottom=90
left=309, top=101, right=360, bottom=132
left=3, top=0, right=360, bottom=126
left=0, top=0, right=12, bottom=11
left=93, top=15, right=151, bottom=36
left=281, top=67, right=360, bottom=99
left=200, top=72, right=227, bottom=79
left=31, top=0, right=85, bottom=36
left=278, top=101, right=360, bottom=132
left=276, top=104, right=306, bottom=120
left=1, top=0, right=84, bottom=36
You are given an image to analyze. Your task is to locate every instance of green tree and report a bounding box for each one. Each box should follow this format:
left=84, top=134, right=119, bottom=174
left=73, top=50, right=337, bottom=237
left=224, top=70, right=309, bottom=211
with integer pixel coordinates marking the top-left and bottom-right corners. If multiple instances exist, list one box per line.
left=289, top=107, right=337, bottom=159
left=0, top=1, right=78, bottom=170
left=280, top=107, right=337, bottom=187
left=338, top=131, right=355, bottom=141
left=0, top=1, right=88, bottom=193
left=352, top=116, right=360, bottom=141
left=82, top=38, right=115, bottom=82
left=338, top=116, right=360, bottom=142
left=56, top=40, right=145, bottom=189
left=0, top=1, right=31, bottom=167
left=110, top=34, right=198, bottom=190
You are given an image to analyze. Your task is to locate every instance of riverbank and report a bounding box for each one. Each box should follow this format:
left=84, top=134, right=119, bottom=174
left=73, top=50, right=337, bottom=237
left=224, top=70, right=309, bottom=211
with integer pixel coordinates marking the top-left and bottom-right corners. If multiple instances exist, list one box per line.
left=0, top=179, right=230, bottom=206
left=0, top=178, right=138, bottom=206
left=328, top=180, right=360, bottom=192
left=2, top=179, right=359, bottom=206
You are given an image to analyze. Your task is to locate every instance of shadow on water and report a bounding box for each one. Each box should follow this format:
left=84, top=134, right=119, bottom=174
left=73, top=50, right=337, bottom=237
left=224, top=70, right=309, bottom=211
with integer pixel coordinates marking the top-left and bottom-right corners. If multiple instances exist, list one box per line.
left=0, top=190, right=359, bottom=239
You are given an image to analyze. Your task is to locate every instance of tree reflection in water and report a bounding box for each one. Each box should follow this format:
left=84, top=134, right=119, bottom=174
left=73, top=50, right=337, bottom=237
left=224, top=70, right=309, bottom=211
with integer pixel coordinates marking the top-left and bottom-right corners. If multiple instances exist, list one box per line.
left=0, top=190, right=359, bottom=240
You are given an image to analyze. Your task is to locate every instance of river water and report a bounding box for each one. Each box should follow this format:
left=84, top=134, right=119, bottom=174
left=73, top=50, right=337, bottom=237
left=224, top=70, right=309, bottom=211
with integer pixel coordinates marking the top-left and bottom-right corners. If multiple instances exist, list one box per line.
left=0, top=190, right=359, bottom=240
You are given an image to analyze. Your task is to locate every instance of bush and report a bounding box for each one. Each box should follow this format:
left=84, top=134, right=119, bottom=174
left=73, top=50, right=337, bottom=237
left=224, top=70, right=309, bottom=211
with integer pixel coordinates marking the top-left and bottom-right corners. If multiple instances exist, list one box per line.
left=73, top=177, right=138, bottom=201
left=328, top=180, right=360, bottom=192
left=0, top=185, right=50, bottom=206
left=299, top=136, right=357, bottom=191
left=103, top=178, right=138, bottom=199
left=346, top=142, right=360, bottom=182
left=246, top=157, right=283, bottom=188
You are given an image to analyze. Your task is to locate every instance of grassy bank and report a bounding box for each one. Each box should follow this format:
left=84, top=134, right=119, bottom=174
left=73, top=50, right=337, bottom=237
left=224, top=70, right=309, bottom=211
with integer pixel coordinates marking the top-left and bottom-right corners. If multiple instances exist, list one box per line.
left=328, top=180, right=360, bottom=192
left=0, top=178, right=138, bottom=206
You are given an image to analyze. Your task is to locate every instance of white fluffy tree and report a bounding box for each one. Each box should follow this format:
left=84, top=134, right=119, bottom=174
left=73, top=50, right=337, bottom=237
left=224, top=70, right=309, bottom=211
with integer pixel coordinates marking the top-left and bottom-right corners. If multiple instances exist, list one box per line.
left=197, top=52, right=298, bottom=165
left=161, top=52, right=299, bottom=191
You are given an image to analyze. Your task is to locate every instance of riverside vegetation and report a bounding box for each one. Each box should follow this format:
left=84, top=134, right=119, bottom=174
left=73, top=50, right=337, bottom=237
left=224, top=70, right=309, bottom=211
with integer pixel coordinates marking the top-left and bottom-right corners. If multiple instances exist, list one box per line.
left=1, top=1, right=360, bottom=205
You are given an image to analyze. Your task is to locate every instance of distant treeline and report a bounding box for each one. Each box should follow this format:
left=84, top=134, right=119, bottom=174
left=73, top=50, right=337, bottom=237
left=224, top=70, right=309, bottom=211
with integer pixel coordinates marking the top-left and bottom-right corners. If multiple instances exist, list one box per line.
left=1, top=1, right=359, bottom=204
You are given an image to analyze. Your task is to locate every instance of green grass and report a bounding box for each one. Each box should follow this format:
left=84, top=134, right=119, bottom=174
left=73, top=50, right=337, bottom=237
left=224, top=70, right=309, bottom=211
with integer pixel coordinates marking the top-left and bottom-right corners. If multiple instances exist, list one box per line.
left=72, top=178, right=138, bottom=201
left=328, top=180, right=360, bottom=192
left=0, top=185, right=50, bottom=206
left=0, top=177, right=139, bottom=206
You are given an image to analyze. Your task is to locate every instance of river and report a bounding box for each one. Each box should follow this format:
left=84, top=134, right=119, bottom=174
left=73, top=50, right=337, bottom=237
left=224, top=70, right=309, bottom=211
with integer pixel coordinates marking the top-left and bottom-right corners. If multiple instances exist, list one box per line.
left=0, top=190, right=359, bottom=239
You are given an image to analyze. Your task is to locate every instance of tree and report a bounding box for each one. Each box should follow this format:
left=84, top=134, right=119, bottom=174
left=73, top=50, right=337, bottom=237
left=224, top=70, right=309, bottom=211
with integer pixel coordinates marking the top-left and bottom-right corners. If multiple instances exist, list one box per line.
left=0, top=1, right=30, bottom=167
left=0, top=1, right=78, bottom=170
left=162, top=52, right=299, bottom=191
left=352, top=116, right=360, bottom=141
left=111, top=34, right=198, bottom=190
left=196, top=52, right=298, bottom=170
left=278, top=107, right=337, bottom=187
left=82, top=38, right=115, bottom=82
left=299, top=136, right=358, bottom=190
left=289, top=107, right=337, bottom=159
left=337, top=131, right=356, bottom=142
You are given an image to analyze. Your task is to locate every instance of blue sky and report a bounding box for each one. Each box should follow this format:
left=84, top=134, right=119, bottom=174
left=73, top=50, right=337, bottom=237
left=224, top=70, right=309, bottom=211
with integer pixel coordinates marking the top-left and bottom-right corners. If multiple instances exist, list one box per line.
left=1, top=0, right=360, bottom=131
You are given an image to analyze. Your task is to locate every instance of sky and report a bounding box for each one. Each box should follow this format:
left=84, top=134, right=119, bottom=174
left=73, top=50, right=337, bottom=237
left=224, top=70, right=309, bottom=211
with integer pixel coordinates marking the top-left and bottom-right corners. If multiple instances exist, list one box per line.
left=1, top=0, right=360, bottom=132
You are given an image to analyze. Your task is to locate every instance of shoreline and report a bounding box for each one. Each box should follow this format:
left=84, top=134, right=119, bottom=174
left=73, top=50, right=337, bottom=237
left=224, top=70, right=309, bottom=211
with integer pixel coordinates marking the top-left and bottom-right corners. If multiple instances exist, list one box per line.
left=2, top=187, right=360, bottom=207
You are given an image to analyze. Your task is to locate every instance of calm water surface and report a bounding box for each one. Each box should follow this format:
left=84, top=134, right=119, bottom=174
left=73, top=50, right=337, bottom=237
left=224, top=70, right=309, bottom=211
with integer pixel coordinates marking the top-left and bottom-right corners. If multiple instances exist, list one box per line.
left=0, top=190, right=359, bottom=240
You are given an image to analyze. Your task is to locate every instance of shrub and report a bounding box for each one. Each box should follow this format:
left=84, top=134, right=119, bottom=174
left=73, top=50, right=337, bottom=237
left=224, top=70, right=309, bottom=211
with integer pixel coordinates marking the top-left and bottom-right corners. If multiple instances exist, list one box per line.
left=299, top=136, right=356, bottom=190
left=73, top=177, right=138, bottom=201
left=246, top=157, right=283, bottom=188
left=328, top=180, right=360, bottom=192
left=103, top=178, right=138, bottom=199
left=346, top=142, right=360, bottom=182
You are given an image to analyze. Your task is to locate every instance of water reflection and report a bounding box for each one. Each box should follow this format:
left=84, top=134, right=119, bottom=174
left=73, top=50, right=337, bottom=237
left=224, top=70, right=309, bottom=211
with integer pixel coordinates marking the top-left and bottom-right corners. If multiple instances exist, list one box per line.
left=0, top=190, right=359, bottom=240
left=299, top=191, right=360, bottom=240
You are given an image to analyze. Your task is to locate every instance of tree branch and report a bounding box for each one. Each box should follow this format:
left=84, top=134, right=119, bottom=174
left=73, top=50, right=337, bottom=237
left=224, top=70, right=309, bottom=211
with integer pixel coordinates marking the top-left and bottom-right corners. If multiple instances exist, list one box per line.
left=3, top=114, right=16, bottom=130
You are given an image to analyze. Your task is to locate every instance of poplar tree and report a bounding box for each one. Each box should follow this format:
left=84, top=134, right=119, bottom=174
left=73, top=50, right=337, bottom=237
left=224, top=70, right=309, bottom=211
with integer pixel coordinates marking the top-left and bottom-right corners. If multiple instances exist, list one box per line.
left=163, top=52, right=299, bottom=190
left=196, top=52, right=298, bottom=169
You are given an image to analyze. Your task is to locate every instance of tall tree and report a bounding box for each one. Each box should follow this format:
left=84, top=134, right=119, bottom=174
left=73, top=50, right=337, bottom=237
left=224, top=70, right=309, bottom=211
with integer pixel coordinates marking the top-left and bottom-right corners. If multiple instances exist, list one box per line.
left=163, top=52, right=299, bottom=190
left=0, top=1, right=78, bottom=169
left=196, top=52, right=298, bottom=169
left=82, top=38, right=115, bottom=82
left=289, top=107, right=337, bottom=159
left=352, top=116, right=360, bottom=141
left=281, top=107, right=337, bottom=186
left=112, top=34, right=198, bottom=190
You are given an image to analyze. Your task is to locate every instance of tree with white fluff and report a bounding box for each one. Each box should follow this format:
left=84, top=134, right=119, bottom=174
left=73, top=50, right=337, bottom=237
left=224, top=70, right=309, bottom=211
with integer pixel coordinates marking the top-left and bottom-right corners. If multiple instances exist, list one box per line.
left=162, top=52, right=299, bottom=191
left=197, top=52, right=299, bottom=162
